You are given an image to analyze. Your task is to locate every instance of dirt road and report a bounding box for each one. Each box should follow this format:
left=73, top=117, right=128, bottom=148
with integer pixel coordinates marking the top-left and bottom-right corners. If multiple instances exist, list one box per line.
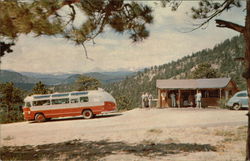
left=1, top=108, right=247, bottom=146
left=0, top=108, right=248, bottom=161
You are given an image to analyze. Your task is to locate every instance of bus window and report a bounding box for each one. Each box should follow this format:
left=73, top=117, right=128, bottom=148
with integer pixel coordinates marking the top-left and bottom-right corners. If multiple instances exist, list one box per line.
left=33, top=100, right=50, bottom=106
left=25, top=102, right=31, bottom=107
left=70, top=98, right=79, bottom=104
left=80, top=97, right=88, bottom=102
left=52, top=98, right=69, bottom=105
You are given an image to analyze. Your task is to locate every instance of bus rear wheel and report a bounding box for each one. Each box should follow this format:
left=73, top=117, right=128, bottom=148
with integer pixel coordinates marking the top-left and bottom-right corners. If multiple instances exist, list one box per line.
left=35, top=113, right=46, bottom=122
left=82, top=110, right=93, bottom=119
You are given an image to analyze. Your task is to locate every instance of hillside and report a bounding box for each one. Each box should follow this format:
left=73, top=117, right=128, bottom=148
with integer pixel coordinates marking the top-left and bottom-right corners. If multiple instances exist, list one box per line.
left=104, top=35, right=246, bottom=109
left=0, top=70, right=39, bottom=84
left=85, top=72, right=135, bottom=83
left=0, top=70, right=38, bottom=90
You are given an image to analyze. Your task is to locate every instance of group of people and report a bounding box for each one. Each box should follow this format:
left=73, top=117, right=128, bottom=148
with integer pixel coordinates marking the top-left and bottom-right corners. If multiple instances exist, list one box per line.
left=141, top=92, right=153, bottom=108
left=161, top=90, right=203, bottom=108
left=141, top=90, right=203, bottom=108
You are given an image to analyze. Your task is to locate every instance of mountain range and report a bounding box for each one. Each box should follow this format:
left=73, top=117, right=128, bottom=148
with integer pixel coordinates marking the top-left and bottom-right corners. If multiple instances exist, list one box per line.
left=0, top=70, right=135, bottom=90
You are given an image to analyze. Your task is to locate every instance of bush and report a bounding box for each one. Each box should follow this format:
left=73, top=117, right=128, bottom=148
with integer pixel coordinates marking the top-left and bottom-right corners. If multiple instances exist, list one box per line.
left=116, top=95, right=133, bottom=111
left=0, top=105, right=24, bottom=123
left=217, top=98, right=229, bottom=109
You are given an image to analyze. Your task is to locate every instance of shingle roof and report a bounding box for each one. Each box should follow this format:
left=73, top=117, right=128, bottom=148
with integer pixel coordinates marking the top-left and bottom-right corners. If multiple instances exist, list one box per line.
left=156, top=78, right=231, bottom=89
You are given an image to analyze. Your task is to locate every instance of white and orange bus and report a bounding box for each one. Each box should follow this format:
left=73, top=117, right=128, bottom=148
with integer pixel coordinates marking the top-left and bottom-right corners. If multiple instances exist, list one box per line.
left=23, top=89, right=117, bottom=122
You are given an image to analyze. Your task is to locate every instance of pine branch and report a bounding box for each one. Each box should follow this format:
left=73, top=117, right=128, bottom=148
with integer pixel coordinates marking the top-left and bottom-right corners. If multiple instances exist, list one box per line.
left=81, top=43, right=94, bottom=61
left=215, top=19, right=245, bottom=33
left=188, top=0, right=235, bottom=32
left=46, top=0, right=79, bottom=17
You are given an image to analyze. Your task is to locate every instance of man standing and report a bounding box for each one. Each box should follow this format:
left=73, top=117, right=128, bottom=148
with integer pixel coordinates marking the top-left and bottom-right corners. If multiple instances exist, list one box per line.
left=195, top=90, right=202, bottom=108
left=170, top=92, right=176, bottom=107
left=144, top=92, right=149, bottom=108
left=148, top=93, right=153, bottom=108
left=141, top=92, right=145, bottom=108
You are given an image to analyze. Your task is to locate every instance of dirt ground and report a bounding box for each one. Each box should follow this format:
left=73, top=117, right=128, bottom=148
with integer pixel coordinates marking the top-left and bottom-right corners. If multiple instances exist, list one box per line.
left=0, top=108, right=248, bottom=161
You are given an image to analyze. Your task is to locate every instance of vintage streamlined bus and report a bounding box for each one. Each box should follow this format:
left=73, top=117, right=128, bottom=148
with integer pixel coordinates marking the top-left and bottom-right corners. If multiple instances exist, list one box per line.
left=23, top=89, right=117, bottom=122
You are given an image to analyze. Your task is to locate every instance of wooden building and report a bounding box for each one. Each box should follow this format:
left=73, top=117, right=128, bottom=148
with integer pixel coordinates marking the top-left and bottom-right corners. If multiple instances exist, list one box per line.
left=156, top=78, right=238, bottom=108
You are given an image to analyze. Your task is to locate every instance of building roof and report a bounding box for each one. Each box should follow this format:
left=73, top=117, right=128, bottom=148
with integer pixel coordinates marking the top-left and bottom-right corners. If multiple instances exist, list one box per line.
left=156, top=78, right=232, bottom=89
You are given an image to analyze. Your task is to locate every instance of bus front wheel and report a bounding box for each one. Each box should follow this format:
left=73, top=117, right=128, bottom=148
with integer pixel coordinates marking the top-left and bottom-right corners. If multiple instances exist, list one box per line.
left=82, top=110, right=93, bottom=119
left=35, top=113, right=46, bottom=122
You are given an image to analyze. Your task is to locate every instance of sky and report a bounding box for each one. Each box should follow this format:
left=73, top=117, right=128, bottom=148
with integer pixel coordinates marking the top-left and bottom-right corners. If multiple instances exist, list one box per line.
left=1, top=1, right=246, bottom=74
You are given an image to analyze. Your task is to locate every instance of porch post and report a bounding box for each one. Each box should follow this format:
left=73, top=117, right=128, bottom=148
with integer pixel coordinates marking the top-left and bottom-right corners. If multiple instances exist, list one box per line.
left=225, top=90, right=229, bottom=100
left=178, top=89, right=181, bottom=108
left=158, top=89, right=161, bottom=108
left=166, top=90, right=169, bottom=108
left=219, top=88, right=222, bottom=100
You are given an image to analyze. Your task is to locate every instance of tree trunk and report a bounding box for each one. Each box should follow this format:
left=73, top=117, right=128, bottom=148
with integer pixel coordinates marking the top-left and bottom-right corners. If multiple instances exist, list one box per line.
left=245, top=0, right=250, bottom=160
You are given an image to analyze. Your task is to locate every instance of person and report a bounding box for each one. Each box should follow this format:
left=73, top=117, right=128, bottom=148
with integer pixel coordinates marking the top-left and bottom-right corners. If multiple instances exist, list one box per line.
left=141, top=92, right=146, bottom=108
left=144, top=92, right=149, bottom=108
left=148, top=93, right=153, bottom=108
left=195, top=90, right=202, bottom=108
left=170, top=92, right=176, bottom=107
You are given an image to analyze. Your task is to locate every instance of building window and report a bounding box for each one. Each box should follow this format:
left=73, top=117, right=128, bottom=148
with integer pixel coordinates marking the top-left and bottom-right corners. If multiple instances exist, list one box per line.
left=209, top=90, right=219, bottom=98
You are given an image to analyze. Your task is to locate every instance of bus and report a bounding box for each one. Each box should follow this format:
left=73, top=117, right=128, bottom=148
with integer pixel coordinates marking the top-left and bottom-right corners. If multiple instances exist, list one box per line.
left=23, top=89, right=117, bottom=122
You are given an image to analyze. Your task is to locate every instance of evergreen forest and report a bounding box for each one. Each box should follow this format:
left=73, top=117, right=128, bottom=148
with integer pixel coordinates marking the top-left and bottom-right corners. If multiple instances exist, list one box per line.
left=103, top=35, right=246, bottom=110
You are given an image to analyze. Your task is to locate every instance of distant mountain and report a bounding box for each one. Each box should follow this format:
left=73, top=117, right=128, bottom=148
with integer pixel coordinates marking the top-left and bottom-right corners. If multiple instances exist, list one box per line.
left=0, top=70, right=40, bottom=91
left=20, top=72, right=74, bottom=85
left=21, top=71, right=135, bottom=85
left=104, top=35, right=246, bottom=109
left=85, top=71, right=136, bottom=83
left=51, top=72, right=136, bottom=92
left=60, top=74, right=81, bottom=84
left=0, top=70, right=39, bottom=84
left=21, top=72, right=73, bottom=79
left=102, top=71, right=136, bottom=77
left=0, top=69, right=135, bottom=91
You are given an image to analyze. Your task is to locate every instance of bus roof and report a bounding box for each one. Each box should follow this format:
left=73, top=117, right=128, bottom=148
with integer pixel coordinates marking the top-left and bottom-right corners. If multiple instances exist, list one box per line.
left=24, top=89, right=105, bottom=102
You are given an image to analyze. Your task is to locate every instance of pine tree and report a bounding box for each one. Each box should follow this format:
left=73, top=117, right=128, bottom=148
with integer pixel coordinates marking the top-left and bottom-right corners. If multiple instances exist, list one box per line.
left=0, top=82, right=23, bottom=123
left=76, top=75, right=100, bottom=91
left=32, top=81, right=50, bottom=95
left=190, top=63, right=220, bottom=79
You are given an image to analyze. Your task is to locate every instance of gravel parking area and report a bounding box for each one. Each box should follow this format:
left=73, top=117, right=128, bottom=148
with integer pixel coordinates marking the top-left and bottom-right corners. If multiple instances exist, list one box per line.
left=1, top=108, right=248, bottom=160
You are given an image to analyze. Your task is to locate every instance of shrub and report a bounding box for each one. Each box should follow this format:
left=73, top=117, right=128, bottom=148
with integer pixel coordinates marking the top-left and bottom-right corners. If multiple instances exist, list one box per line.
left=115, top=95, right=133, bottom=111
left=0, top=105, right=24, bottom=123
left=217, top=98, right=229, bottom=109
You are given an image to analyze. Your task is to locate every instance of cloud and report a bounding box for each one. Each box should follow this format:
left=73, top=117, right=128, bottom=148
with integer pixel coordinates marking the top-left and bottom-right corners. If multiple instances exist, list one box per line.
left=1, top=1, right=245, bottom=74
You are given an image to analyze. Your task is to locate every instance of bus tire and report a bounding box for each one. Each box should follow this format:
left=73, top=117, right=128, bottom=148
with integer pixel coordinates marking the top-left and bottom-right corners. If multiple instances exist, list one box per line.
left=35, top=113, right=46, bottom=122
left=82, top=109, right=93, bottom=119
